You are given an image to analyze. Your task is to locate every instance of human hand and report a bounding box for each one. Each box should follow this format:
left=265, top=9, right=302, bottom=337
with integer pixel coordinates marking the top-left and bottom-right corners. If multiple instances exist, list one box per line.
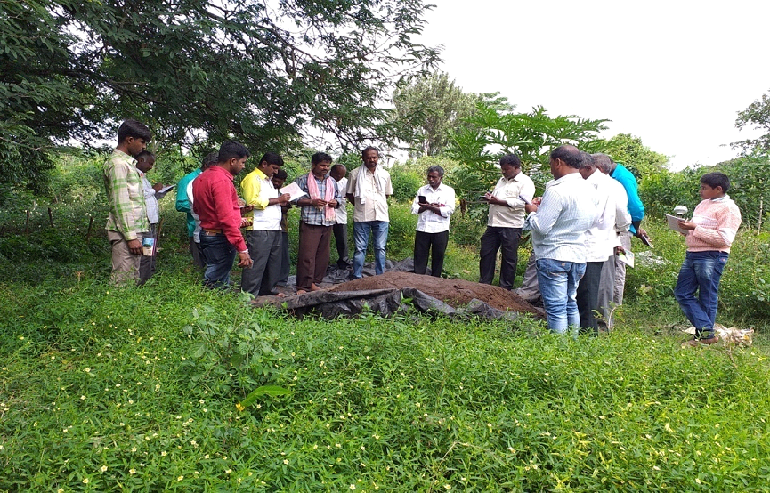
left=327, top=199, right=338, bottom=207
left=152, top=182, right=164, bottom=191
left=532, top=197, right=542, bottom=206
left=240, top=204, right=254, bottom=214
left=524, top=203, right=538, bottom=214
left=311, top=198, right=327, bottom=207
left=127, top=238, right=143, bottom=255
left=677, top=220, right=697, bottom=231
left=614, top=245, right=625, bottom=255
left=237, top=252, right=253, bottom=268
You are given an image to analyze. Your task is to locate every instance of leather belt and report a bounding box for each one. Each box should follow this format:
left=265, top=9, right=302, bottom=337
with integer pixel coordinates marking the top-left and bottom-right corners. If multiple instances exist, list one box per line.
left=203, top=229, right=223, bottom=235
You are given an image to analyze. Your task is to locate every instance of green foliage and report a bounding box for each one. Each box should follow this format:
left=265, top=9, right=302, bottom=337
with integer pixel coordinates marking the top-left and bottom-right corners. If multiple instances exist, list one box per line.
left=731, top=91, right=770, bottom=155
left=388, top=163, right=424, bottom=202
left=586, top=133, right=669, bottom=179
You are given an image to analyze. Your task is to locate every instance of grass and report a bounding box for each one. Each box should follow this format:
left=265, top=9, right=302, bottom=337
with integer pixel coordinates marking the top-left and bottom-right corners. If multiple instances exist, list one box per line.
left=0, top=170, right=769, bottom=492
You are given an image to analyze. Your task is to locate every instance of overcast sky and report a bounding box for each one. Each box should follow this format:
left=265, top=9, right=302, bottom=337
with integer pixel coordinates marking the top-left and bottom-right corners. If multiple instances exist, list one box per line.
left=416, top=0, right=770, bottom=170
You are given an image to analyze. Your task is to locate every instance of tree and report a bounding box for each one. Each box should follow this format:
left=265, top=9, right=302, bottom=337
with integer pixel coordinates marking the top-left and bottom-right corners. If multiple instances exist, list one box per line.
left=391, top=72, right=479, bottom=157
left=585, top=133, right=669, bottom=179
left=731, top=91, right=770, bottom=156
left=0, top=0, right=440, bottom=188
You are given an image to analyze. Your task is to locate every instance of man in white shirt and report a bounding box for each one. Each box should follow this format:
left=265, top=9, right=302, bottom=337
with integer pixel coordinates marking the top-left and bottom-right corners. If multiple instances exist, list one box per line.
left=479, top=154, right=535, bottom=290
left=524, top=145, right=598, bottom=334
left=346, top=147, right=393, bottom=278
left=135, top=151, right=171, bottom=285
left=330, top=164, right=351, bottom=270
left=576, top=153, right=631, bottom=332
left=411, top=165, right=456, bottom=277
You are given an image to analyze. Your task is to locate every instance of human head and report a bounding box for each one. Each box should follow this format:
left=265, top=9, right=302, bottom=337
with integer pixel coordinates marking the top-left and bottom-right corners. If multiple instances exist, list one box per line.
left=591, top=153, right=614, bottom=175
left=117, top=119, right=151, bottom=156
left=499, top=153, right=522, bottom=180
left=549, top=145, right=584, bottom=179
left=271, top=168, right=288, bottom=190
left=311, top=151, right=333, bottom=178
left=217, top=141, right=250, bottom=175
left=257, top=151, right=284, bottom=178
left=361, top=147, right=379, bottom=170
left=426, top=165, right=444, bottom=189
left=578, top=151, right=596, bottom=180
left=135, top=150, right=156, bottom=174
left=330, top=164, right=347, bottom=182
left=699, top=172, right=730, bottom=199
left=201, top=151, right=219, bottom=172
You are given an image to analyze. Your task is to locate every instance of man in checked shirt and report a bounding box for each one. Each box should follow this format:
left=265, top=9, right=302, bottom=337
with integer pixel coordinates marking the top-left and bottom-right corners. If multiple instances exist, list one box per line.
left=103, top=119, right=152, bottom=285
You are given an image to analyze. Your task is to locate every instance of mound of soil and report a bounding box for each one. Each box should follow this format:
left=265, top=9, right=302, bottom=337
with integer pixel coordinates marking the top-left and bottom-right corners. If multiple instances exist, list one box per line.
left=330, top=271, right=537, bottom=314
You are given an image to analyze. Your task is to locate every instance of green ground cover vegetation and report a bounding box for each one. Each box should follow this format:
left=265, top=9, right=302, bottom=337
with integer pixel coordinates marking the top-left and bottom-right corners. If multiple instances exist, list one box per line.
left=0, top=158, right=769, bottom=492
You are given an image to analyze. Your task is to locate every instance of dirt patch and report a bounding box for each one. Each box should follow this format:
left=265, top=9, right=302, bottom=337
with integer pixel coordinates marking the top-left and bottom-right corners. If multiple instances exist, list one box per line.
left=330, top=271, right=537, bottom=314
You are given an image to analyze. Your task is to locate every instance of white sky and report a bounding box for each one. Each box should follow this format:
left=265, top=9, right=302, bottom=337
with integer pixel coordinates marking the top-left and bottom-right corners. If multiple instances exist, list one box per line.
left=417, top=0, right=771, bottom=170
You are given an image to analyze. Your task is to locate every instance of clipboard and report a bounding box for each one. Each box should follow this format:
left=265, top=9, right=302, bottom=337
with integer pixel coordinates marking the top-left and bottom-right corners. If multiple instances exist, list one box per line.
left=666, top=214, right=689, bottom=235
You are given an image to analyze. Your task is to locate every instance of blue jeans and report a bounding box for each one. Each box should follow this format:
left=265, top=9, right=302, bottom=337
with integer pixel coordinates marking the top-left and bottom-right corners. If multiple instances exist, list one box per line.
left=674, top=251, right=728, bottom=338
left=536, top=258, right=586, bottom=335
left=352, top=221, right=389, bottom=278
left=199, top=232, right=236, bottom=288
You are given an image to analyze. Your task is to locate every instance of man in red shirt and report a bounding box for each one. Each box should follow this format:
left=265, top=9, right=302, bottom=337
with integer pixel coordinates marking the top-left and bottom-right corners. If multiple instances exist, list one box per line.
left=191, top=141, right=254, bottom=288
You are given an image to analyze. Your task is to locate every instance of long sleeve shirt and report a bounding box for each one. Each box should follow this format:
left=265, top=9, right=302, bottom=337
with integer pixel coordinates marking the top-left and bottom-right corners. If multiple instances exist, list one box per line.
left=335, top=177, right=348, bottom=224
left=411, top=183, right=456, bottom=233
left=138, top=169, right=168, bottom=224
left=611, top=163, right=645, bottom=234
left=685, top=196, right=742, bottom=253
left=175, top=168, right=202, bottom=237
left=585, top=170, right=631, bottom=262
left=241, top=169, right=281, bottom=231
left=103, top=149, right=149, bottom=240
left=190, top=166, right=247, bottom=252
left=524, top=173, right=598, bottom=263
left=487, top=172, right=536, bottom=229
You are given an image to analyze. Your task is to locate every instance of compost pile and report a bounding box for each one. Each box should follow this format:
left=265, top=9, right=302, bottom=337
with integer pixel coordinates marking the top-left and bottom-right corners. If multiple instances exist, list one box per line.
left=255, top=259, right=543, bottom=321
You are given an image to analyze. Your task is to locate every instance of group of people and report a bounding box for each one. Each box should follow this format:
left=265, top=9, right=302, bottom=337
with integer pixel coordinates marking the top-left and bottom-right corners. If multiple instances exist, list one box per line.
left=104, top=120, right=742, bottom=344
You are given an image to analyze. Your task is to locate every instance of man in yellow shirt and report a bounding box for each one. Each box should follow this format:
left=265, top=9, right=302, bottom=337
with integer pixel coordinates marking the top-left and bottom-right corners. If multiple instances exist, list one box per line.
left=239, top=152, right=290, bottom=296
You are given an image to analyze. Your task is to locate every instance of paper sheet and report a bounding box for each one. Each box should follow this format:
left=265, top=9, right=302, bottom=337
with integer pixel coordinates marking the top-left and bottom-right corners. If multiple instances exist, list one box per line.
left=618, top=247, right=635, bottom=268
left=666, top=214, right=689, bottom=235
left=280, top=182, right=306, bottom=201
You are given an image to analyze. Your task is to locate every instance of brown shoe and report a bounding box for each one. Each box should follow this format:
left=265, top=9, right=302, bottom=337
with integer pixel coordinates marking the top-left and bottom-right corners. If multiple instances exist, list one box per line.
left=700, top=336, right=718, bottom=345
left=682, top=336, right=718, bottom=347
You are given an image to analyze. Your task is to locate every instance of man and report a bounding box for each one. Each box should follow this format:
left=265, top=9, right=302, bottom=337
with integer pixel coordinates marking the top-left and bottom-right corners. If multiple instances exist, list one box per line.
left=330, top=164, right=350, bottom=270
left=176, top=152, right=218, bottom=269
left=479, top=154, right=535, bottom=290
left=600, top=156, right=647, bottom=304
left=240, top=152, right=290, bottom=296
left=576, top=153, right=630, bottom=332
left=135, top=151, right=172, bottom=284
left=411, top=165, right=456, bottom=277
left=294, top=152, right=342, bottom=293
left=103, top=119, right=152, bottom=285
left=524, top=145, right=598, bottom=334
left=346, top=147, right=393, bottom=279
left=191, top=141, right=254, bottom=288
left=271, top=169, right=292, bottom=288
left=592, top=153, right=631, bottom=329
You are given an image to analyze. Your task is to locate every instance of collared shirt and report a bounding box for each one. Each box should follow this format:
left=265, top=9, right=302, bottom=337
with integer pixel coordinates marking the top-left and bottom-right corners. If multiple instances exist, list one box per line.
left=411, top=183, right=456, bottom=233
left=611, top=163, right=645, bottom=233
left=241, top=169, right=281, bottom=231
left=191, top=165, right=247, bottom=252
left=585, top=170, right=631, bottom=262
left=525, top=173, right=598, bottom=263
left=294, top=173, right=342, bottom=226
left=103, top=149, right=148, bottom=240
left=335, top=177, right=348, bottom=224
left=176, top=167, right=202, bottom=237
left=346, top=165, right=393, bottom=222
left=487, top=172, right=536, bottom=228
left=138, top=168, right=168, bottom=224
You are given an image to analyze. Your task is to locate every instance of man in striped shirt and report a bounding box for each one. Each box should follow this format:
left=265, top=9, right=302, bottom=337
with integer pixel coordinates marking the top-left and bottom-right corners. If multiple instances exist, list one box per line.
left=524, top=145, right=599, bottom=334
left=103, top=119, right=152, bottom=285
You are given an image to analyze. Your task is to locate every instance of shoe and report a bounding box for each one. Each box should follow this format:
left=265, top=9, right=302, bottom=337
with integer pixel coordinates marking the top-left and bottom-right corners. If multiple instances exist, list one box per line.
left=682, top=336, right=719, bottom=347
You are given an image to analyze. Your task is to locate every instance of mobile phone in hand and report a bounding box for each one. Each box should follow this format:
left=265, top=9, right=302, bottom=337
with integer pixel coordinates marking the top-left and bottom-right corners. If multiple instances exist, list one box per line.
left=418, top=195, right=427, bottom=204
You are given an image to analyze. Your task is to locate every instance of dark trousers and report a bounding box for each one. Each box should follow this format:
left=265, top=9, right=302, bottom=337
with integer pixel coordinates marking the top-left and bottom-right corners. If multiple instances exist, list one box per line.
left=190, top=236, right=206, bottom=270
left=577, top=261, right=605, bottom=331
left=479, top=226, right=522, bottom=290
left=241, top=230, right=281, bottom=296
left=200, top=232, right=236, bottom=289
left=276, top=231, right=290, bottom=286
left=333, top=223, right=350, bottom=268
left=138, top=223, right=157, bottom=285
left=297, top=222, right=333, bottom=291
left=413, top=230, right=449, bottom=278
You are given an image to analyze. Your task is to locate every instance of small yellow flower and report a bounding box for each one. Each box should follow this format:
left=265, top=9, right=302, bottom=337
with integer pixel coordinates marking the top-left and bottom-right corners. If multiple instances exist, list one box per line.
left=652, top=466, right=661, bottom=471
left=177, top=475, right=183, bottom=481
left=225, top=469, right=232, bottom=474
left=350, top=484, right=356, bottom=490
left=57, top=489, right=63, bottom=493
left=82, top=478, right=89, bottom=484
left=283, top=458, right=289, bottom=465
left=695, top=478, right=702, bottom=484
left=235, top=403, right=245, bottom=412
left=444, top=484, right=451, bottom=490
left=161, top=451, right=167, bottom=456
left=129, top=469, right=136, bottom=474
left=100, top=465, right=108, bottom=473
left=80, top=395, right=86, bottom=400
left=83, top=368, right=91, bottom=373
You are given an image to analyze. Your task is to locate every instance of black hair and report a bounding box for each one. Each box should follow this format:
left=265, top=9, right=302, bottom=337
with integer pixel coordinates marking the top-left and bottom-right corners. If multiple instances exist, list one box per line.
left=259, top=152, right=284, bottom=167
left=700, top=172, right=730, bottom=193
left=550, top=145, right=584, bottom=169
left=135, top=150, right=155, bottom=162
left=217, top=141, right=250, bottom=163
left=332, top=164, right=346, bottom=175
left=312, top=151, right=333, bottom=165
left=499, top=154, right=522, bottom=169
left=202, top=151, right=219, bottom=169
left=117, top=119, right=151, bottom=143
left=361, top=146, right=379, bottom=158
left=274, top=168, right=288, bottom=181
left=426, top=165, right=444, bottom=177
